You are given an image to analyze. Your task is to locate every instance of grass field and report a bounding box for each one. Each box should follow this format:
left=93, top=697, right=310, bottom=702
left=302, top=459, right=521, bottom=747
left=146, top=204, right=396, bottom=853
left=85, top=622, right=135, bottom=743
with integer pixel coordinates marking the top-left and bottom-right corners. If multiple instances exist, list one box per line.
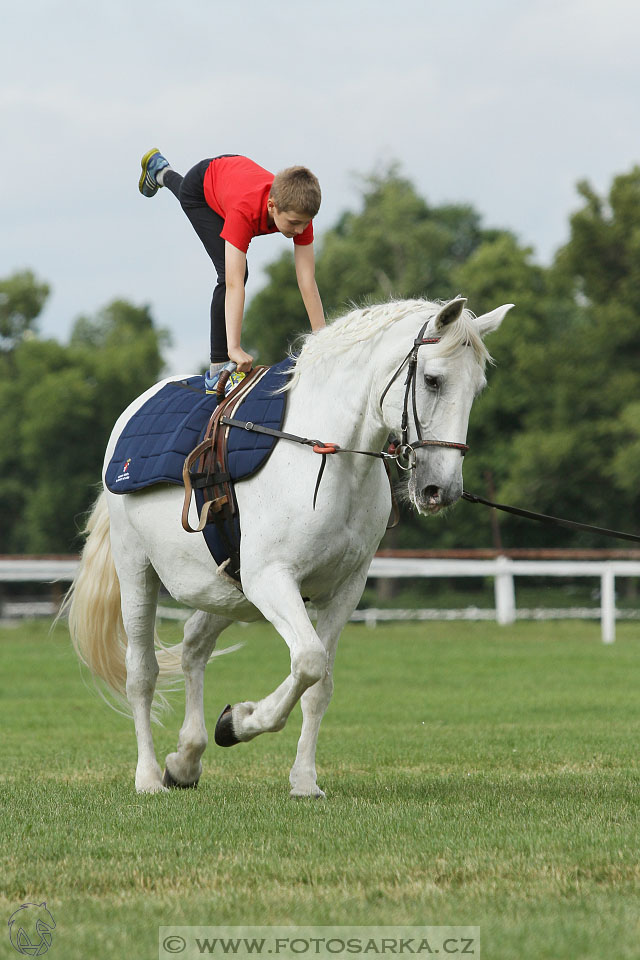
left=1, top=617, right=639, bottom=960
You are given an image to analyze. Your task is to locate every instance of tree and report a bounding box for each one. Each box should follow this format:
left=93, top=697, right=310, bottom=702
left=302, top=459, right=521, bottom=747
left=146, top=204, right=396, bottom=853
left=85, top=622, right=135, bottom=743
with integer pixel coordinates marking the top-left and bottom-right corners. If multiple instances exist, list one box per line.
left=554, top=167, right=640, bottom=309
left=442, top=234, right=578, bottom=547
left=0, top=271, right=52, bottom=551
left=0, top=270, right=50, bottom=350
left=0, top=289, right=169, bottom=553
left=498, top=169, right=640, bottom=544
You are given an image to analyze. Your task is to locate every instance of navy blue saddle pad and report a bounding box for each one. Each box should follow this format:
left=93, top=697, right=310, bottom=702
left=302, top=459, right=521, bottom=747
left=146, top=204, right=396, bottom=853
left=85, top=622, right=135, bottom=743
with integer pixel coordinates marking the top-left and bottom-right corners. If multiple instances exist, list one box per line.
left=105, top=359, right=294, bottom=572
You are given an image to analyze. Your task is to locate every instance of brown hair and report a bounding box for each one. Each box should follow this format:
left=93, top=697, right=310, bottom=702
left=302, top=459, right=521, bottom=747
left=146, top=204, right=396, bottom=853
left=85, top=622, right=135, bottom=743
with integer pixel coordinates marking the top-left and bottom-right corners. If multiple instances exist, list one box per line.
left=270, top=166, right=321, bottom=218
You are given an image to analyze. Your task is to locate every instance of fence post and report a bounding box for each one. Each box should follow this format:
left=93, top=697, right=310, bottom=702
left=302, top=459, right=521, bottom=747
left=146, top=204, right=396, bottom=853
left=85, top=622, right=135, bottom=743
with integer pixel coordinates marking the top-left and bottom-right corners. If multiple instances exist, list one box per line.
left=601, top=567, right=616, bottom=644
left=495, top=555, right=516, bottom=625
left=365, top=609, right=378, bottom=630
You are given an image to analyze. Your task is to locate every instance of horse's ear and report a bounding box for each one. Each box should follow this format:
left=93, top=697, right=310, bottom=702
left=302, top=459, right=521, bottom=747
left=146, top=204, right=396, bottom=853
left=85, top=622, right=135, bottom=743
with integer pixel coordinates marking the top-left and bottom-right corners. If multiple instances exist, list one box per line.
left=434, top=297, right=467, bottom=330
left=476, top=303, right=514, bottom=338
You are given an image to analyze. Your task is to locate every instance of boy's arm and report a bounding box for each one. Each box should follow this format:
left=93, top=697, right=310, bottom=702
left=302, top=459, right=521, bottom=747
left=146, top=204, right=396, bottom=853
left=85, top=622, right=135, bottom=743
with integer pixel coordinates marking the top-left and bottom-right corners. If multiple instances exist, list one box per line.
left=294, top=242, right=326, bottom=332
left=224, top=242, right=253, bottom=371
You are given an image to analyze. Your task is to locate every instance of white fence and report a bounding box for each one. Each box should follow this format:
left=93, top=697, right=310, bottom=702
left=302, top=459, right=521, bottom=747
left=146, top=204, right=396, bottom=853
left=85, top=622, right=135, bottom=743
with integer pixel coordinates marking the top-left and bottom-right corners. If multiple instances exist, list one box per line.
left=1, top=555, right=639, bottom=643
left=368, top=556, right=640, bottom=643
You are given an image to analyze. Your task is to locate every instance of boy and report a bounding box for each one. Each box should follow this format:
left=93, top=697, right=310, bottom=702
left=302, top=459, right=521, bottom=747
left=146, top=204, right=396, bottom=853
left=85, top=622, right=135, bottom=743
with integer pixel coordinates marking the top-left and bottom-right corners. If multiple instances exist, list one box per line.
left=139, top=149, right=325, bottom=376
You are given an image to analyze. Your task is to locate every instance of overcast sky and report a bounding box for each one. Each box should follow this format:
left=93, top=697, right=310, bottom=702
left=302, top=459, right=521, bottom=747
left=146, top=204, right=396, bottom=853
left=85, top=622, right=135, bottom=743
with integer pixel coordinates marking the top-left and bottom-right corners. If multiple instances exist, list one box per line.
left=2, top=0, right=638, bottom=372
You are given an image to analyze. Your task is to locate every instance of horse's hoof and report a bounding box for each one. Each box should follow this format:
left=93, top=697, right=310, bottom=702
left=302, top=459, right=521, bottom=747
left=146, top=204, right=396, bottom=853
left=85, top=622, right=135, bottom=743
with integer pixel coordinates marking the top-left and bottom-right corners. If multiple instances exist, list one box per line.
left=162, top=767, right=199, bottom=789
left=215, top=703, right=240, bottom=747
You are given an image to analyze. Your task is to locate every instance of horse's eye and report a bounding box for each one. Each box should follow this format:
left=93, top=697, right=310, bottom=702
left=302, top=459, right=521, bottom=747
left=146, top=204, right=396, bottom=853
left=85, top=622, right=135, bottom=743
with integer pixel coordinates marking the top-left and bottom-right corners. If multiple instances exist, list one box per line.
left=424, top=375, right=440, bottom=391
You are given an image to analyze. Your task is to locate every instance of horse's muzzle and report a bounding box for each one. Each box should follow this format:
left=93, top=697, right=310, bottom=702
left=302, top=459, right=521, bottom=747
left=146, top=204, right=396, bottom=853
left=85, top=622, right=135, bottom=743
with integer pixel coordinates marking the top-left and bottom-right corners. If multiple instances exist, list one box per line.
left=413, top=480, right=462, bottom=515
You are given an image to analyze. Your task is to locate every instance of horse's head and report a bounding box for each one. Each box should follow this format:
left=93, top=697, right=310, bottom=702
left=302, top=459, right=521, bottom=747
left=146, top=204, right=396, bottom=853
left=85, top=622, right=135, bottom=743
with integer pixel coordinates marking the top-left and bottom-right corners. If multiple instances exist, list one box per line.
left=381, top=297, right=512, bottom=515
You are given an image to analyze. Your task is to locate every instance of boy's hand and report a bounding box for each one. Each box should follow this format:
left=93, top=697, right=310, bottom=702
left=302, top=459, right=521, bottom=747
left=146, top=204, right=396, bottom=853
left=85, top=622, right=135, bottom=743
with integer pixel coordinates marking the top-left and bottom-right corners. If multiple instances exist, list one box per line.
left=228, top=344, right=253, bottom=372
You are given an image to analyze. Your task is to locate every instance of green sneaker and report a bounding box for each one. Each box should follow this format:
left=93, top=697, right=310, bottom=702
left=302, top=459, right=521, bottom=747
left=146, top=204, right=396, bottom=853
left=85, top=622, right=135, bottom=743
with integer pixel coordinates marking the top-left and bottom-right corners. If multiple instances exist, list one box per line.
left=139, top=148, right=170, bottom=197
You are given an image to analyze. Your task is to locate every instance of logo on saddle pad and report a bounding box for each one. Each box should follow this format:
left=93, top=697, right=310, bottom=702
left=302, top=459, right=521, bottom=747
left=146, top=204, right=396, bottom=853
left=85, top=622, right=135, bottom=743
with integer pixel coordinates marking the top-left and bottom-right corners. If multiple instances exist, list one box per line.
left=115, top=457, right=132, bottom=484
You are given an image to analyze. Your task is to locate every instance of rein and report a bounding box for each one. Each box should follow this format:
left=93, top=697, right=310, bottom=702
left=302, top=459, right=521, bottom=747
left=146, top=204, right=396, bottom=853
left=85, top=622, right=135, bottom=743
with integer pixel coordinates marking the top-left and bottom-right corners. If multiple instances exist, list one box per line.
left=220, top=415, right=396, bottom=511
left=461, top=491, right=640, bottom=544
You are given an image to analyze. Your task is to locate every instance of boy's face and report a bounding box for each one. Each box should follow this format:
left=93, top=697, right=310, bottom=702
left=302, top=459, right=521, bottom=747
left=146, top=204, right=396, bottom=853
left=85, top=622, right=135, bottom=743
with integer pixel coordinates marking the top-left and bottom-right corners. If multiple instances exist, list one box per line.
left=267, top=199, right=311, bottom=238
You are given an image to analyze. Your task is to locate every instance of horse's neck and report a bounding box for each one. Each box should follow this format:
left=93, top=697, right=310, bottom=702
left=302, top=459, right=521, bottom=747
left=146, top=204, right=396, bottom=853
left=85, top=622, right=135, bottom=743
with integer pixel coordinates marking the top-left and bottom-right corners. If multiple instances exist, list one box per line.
left=288, top=354, right=389, bottom=455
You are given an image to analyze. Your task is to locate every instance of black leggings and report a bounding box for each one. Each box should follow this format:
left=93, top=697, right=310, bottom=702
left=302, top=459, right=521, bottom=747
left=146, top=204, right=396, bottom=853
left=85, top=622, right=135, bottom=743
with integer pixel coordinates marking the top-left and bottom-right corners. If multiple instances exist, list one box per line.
left=164, top=159, right=248, bottom=362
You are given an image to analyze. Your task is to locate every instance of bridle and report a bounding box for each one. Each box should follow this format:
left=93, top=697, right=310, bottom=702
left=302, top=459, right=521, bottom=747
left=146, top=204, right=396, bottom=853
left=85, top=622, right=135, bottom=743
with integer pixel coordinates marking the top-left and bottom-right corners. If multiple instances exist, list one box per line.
left=379, top=317, right=469, bottom=471
left=217, top=319, right=470, bottom=511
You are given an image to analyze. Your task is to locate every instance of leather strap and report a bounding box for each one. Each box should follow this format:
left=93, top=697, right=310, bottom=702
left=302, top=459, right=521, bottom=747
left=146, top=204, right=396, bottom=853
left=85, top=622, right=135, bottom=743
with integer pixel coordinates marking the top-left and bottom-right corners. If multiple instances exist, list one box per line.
left=462, top=491, right=640, bottom=543
left=221, top=415, right=400, bottom=527
left=180, top=367, right=269, bottom=536
left=181, top=438, right=229, bottom=532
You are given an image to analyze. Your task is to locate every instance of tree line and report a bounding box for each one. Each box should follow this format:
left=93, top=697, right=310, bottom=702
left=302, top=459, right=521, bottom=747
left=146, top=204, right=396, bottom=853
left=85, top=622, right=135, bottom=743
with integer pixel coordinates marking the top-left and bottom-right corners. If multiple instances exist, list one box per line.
left=1, top=164, right=639, bottom=553
left=0, top=285, right=167, bottom=552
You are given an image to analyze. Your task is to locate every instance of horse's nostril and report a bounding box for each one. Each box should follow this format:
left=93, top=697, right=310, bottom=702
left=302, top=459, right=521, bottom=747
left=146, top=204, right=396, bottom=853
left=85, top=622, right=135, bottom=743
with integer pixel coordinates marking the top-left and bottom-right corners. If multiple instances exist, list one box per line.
left=424, top=485, right=441, bottom=502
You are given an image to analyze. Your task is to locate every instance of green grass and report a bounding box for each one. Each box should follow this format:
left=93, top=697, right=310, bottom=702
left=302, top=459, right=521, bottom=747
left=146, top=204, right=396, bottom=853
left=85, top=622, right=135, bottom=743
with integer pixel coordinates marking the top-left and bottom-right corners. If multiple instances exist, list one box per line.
left=1, top=618, right=639, bottom=959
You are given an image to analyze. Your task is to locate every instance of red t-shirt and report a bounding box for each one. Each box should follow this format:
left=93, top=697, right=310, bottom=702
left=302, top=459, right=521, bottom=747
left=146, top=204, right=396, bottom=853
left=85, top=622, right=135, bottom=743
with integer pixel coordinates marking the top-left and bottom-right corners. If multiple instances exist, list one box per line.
left=203, top=156, right=314, bottom=253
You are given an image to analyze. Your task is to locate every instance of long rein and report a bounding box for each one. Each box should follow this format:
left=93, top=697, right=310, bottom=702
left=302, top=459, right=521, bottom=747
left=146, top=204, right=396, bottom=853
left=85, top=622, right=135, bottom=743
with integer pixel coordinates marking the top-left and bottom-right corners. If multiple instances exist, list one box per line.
left=219, top=331, right=640, bottom=543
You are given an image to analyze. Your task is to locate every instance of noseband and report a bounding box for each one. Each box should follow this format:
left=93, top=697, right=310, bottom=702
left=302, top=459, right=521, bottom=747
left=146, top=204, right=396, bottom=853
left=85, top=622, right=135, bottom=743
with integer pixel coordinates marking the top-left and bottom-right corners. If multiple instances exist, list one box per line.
left=379, top=319, right=469, bottom=471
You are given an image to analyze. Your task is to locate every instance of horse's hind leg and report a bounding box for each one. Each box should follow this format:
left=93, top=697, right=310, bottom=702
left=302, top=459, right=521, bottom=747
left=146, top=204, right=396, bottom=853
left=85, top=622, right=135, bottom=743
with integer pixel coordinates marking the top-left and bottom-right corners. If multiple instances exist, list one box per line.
left=119, top=563, right=165, bottom=793
left=163, top=611, right=231, bottom=788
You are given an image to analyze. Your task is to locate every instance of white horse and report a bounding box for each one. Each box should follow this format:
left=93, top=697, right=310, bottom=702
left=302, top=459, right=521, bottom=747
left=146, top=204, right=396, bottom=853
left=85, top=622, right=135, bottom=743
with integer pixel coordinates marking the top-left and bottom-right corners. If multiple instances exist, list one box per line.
left=65, top=296, right=511, bottom=795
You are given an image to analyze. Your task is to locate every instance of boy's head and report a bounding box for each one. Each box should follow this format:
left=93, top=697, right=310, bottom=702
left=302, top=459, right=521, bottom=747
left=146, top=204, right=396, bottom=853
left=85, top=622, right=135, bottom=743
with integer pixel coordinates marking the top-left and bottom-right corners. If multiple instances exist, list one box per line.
left=268, top=166, right=321, bottom=237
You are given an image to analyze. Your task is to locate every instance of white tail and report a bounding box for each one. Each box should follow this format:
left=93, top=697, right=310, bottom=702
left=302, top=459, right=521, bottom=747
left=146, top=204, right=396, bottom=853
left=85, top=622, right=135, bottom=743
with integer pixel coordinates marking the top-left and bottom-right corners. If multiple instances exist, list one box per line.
left=60, top=492, right=184, bottom=716
left=63, top=492, right=128, bottom=696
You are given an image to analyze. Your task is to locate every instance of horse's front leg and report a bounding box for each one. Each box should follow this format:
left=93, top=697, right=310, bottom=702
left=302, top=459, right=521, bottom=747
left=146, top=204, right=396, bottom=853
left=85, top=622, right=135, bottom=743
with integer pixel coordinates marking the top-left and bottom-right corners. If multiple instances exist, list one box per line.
left=288, top=666, right=335, bottom=798
left=215, top=571, right=327, bottom=747
left=289, top=565, right=370, bottom=798
left=163, top=611, right=231, bottom=788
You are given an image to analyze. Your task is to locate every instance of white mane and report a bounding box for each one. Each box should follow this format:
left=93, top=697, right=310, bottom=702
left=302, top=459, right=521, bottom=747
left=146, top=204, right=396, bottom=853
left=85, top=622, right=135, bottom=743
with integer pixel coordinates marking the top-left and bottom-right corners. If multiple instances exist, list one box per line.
left=285, top=299, right=491, bottom=390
